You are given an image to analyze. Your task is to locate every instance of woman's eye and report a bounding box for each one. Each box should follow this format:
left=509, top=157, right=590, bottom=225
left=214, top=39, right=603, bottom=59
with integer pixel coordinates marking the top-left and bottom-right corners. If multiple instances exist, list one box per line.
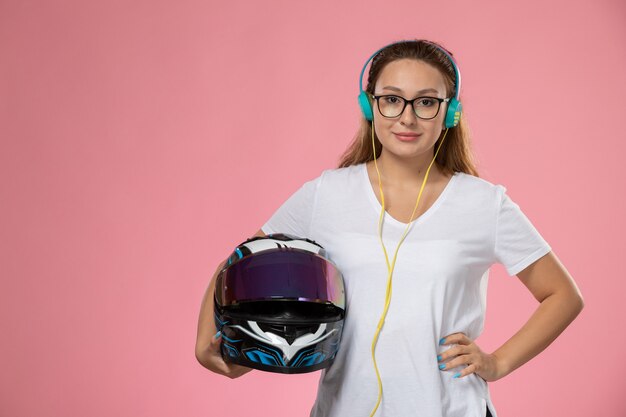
left=418, top=98, right=435, bottom=106
left=384, top=96, right=401, bottom=104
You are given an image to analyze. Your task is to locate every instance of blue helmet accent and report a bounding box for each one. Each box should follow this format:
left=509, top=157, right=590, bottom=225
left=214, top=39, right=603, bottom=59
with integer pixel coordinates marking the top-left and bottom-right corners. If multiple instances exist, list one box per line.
left=245, top=349, right=284, bottom=366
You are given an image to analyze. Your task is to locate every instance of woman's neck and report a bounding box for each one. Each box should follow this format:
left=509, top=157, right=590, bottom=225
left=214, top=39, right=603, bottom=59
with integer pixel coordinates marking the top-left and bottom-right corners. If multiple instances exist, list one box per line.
left=371, top=151, right=444, bottom=188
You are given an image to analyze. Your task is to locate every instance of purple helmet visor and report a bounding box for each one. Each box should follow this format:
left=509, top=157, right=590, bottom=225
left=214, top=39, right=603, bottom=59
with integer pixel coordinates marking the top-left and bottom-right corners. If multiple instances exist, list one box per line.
left=215, top=249, right=345, bottom=310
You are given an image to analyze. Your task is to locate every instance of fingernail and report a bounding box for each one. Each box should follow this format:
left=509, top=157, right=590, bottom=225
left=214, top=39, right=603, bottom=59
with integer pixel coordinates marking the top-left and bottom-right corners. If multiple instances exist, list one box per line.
left=439, top=364, right=446, bottom=370
left=213, top=331, right=221, bottom=340
left=453, top=372, right=461, bottom=378
left=439, top=338, right=446, bottom=345
left=437, top=355, right=442, bottom=361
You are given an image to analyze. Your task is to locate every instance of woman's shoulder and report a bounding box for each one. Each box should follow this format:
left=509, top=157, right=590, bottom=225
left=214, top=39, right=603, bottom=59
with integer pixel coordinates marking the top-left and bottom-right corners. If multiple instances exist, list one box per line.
left=294, top=164, right=364, bottom=194
left=453, top=171, right=508, bottom=200
left=313, top=163, right=365, bottom=184
left=455, top=171, right=498, bottom=187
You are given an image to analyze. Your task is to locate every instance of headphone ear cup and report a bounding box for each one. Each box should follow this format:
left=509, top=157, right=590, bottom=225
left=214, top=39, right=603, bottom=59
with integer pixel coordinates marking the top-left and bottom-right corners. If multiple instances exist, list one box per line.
left=358, top=91, right=373, bottom=121
left=444, top=98, right=462, bottom=128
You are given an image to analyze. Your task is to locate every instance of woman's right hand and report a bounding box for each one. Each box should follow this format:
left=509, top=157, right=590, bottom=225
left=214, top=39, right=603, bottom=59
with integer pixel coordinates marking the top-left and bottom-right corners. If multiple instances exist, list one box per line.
left=197, top=331, right=254, bottom=379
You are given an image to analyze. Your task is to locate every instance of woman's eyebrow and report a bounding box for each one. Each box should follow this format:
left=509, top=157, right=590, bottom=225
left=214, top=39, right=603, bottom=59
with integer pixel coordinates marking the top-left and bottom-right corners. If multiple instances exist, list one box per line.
left=382, top=86, right=440, bottom=95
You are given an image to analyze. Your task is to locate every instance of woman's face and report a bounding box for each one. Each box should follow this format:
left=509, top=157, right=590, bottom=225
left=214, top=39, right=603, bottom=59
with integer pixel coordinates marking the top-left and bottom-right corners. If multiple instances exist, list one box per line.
left=372, top=58, right=449, bottom=164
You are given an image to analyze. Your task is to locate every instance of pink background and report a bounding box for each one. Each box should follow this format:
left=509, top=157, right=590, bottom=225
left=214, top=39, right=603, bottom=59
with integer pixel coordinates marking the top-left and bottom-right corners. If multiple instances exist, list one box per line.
left=1, top=0, right=624, bottom=416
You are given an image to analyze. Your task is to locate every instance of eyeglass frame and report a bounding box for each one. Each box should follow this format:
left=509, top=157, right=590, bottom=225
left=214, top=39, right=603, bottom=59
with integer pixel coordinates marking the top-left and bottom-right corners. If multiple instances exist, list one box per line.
left=370, top=94, right=451, bottom=120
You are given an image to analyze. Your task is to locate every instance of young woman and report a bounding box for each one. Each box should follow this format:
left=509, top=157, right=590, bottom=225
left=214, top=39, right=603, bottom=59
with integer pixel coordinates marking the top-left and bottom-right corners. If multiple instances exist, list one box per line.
left=196, top=39, right=584, bottom=417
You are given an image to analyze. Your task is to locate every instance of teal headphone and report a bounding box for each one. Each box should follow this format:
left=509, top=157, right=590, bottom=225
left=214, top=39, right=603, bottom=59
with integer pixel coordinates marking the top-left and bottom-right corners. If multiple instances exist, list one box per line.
left=358, top=40, right=462, bottom=129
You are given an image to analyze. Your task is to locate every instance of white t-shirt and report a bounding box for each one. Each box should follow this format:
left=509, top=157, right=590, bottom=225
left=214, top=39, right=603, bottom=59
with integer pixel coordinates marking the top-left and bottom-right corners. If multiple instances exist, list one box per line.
left=261, top=163, right=551, bottom=417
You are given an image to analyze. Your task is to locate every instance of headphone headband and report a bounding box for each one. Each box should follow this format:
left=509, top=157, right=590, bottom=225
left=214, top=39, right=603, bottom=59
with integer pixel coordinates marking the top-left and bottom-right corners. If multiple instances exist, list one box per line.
left=358, top=40, right=461, bottom=100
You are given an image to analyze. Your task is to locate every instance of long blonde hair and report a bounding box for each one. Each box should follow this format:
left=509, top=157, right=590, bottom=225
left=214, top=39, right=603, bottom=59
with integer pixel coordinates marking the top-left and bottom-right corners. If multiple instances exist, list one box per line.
left=337, top=39, right=479, bottom=178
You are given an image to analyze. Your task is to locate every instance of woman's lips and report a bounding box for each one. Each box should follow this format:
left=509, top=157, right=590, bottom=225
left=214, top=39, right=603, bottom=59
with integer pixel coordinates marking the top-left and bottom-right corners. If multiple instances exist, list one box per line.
left=394, top=133, right=421, bottom=142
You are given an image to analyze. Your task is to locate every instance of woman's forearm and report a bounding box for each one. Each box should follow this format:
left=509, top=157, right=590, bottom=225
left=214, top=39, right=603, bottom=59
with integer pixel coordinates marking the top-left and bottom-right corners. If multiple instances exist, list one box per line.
left=493, top=290, right=584, bottom=379
left=195, top=259, right=226, bottom=365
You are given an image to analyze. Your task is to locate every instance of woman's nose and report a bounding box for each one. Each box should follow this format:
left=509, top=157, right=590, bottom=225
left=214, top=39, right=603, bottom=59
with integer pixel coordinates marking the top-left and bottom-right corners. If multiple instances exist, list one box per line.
left=399, top=103, right=417, bottom=125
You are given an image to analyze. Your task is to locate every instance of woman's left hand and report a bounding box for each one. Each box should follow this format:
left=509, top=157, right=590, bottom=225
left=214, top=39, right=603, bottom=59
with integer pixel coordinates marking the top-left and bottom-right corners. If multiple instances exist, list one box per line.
left=437, top=333, right=507, bottom=382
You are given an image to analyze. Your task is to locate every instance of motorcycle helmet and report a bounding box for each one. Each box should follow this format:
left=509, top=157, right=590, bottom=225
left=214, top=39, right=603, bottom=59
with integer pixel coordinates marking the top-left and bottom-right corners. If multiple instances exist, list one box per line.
left=213, top=233, right=346, bottom=374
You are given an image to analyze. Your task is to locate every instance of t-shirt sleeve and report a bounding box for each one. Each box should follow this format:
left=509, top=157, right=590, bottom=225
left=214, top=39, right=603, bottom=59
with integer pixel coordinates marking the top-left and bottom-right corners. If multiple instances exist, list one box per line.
left=261, top=175, right=321, bottom=238
left=494, top=185, right=552, bottom=276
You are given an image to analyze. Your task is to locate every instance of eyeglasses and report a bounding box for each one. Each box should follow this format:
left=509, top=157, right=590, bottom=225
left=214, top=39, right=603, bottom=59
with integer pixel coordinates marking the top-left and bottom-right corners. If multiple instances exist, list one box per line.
left=371, top=94, right=450, bottom=119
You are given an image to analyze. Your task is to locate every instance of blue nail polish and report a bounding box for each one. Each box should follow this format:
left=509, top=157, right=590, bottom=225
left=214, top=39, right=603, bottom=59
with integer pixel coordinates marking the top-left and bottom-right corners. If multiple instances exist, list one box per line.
left=439, top=364, right=446, bottom=370
left=439, top=338, right=446, bottom=345
left=453, top=372, right=461, bottom=378
left=437, top=355, right=442, bottom=361
left=214, top=331, right=221, bottom=340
